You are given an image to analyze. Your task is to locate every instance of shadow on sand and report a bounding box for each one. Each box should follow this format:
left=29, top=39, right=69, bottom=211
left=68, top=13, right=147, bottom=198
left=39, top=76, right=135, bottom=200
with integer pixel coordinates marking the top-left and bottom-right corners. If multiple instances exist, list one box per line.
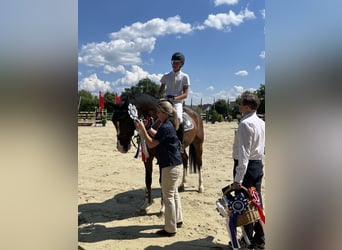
left=78, top=188, right=162, bottom=225
left=79, top=226, right=228, bottom=250
left=144, top=236, right=229, bottom=250
left=79, top=224, right=160, bottom=242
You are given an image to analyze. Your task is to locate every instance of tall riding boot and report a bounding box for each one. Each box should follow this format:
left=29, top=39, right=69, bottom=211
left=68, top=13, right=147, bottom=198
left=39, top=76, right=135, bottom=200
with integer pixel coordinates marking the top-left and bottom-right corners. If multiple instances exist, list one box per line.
left=177, top=123, right=184, bottom=153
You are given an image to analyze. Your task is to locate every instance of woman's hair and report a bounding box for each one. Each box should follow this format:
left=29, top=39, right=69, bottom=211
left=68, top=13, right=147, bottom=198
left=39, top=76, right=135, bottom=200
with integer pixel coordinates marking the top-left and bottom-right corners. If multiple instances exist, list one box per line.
left=158, top=100, right=179, bottom=130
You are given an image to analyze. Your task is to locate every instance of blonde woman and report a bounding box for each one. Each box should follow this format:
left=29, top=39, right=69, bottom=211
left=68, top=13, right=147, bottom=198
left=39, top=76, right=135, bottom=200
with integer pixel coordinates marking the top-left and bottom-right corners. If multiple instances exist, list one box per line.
left=135, top=100, right=183, bottom=237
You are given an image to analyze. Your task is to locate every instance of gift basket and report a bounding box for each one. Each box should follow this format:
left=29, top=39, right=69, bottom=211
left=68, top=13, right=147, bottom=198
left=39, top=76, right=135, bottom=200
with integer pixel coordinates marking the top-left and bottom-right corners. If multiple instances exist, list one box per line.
left=216, top=184, right=265, bottom=249
left=221, top=184, right=260, bottom=226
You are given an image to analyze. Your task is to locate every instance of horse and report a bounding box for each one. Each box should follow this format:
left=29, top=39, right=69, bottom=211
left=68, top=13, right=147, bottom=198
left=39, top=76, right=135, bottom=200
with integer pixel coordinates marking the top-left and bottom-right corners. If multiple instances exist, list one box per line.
left=105, top=93, right=204, bottom=214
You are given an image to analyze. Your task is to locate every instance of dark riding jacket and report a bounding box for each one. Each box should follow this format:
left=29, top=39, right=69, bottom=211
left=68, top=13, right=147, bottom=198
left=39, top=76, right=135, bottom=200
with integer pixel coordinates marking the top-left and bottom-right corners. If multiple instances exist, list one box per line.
left=154, top=118, right=182, bottom=168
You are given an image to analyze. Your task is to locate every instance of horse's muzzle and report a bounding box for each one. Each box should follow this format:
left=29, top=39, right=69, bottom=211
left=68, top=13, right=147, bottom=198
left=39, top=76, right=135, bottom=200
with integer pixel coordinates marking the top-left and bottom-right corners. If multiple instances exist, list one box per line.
left=117, top=141, right=131, bottom=153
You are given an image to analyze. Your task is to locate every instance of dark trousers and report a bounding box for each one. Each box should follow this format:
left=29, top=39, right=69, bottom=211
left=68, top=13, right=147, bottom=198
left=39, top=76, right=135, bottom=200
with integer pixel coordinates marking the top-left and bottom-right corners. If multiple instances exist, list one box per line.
left=233, top=159, right=265, bottom=245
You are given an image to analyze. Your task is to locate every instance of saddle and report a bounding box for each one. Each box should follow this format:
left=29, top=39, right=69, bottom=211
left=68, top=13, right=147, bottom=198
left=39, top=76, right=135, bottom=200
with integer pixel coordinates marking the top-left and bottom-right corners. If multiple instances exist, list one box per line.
left=182, top=112, right=194, bottom=132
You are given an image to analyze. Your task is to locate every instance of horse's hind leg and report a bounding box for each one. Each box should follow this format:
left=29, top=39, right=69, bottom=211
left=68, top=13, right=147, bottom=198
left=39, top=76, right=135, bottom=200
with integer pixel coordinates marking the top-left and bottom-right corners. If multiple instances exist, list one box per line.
left=198, top=167, right=204, bottom=193
left=198, top=156, right=204, bottom=193
left=178, top=151, right=188, bottom=192
left=196, top=144, right=204, bottom=193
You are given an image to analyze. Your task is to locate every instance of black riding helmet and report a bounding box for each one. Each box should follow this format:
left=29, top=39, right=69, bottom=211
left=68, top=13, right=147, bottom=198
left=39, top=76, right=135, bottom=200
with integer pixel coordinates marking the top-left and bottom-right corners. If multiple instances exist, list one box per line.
left=171, top=52, right=185, bottom=64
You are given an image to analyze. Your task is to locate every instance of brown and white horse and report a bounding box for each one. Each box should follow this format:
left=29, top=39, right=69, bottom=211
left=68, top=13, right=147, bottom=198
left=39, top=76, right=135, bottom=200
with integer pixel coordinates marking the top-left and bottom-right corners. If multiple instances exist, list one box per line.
left=105, top=93, right=204, bottom=214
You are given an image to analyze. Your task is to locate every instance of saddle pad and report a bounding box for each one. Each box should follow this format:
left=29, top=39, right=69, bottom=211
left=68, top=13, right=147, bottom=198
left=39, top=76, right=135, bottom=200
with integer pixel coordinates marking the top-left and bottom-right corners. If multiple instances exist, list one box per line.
left=182, top=112, right=194, bottom=131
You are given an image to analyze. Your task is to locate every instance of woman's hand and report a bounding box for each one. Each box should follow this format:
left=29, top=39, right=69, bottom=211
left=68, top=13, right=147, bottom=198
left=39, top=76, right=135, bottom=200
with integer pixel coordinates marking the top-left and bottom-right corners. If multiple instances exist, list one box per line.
left=134, top=119, right=143, bottom=130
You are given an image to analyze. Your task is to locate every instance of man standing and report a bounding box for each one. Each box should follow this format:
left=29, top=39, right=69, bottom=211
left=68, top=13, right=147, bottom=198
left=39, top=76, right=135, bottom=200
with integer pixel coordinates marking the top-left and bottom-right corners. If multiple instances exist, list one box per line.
left=232, top=93, right=265, bottom=249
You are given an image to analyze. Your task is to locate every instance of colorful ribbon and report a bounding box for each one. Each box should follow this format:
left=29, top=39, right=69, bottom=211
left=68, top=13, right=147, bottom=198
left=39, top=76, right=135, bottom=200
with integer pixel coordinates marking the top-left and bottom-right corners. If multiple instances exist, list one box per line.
left=227, top=192, right=248, bottom=249
left=248, top=187, right=265, bottom=224
left=228, top=213, right=239, bottom=248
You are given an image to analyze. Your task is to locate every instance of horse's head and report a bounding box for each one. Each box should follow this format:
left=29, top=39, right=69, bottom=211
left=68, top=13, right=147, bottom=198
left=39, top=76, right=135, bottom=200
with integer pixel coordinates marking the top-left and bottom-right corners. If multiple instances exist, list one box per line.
left=105, top=93, right=159, bottom=153
left=105, top=97, right=135, bottom=153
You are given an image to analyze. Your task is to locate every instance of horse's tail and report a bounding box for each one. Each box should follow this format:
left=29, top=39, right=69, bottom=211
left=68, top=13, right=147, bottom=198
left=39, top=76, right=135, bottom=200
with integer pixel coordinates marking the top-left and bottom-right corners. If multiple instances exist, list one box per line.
left=189, top=143, right=198, bottom=174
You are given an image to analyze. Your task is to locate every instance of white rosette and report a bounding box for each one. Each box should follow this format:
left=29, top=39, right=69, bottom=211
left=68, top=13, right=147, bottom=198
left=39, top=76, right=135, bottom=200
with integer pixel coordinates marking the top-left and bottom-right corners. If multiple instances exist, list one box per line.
left=128, top=103, right=149, bottom=159
left=128, top=103, right=138, bottom=120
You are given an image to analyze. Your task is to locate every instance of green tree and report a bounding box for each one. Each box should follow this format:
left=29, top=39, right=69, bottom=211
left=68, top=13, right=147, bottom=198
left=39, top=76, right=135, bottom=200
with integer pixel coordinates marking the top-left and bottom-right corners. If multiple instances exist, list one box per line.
left=78, top=90, right=97, bottom=111
left=254, top=84, right=265, bottom=114
left=210, top=109, right=219, bottom=123
left=213, top=99, right=229, bottom=118
left=231, top=95, right=241, bottom=119
left=121, top=78, right=159, bottom=98
left=230, top=85, right=265, bottom=118
left=103, top=91, right=118, bottom=113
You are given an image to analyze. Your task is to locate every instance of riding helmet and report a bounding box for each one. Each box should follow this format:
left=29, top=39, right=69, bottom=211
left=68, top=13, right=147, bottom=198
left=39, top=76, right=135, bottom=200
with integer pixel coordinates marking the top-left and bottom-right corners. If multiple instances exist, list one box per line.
left=171, top=52, right=185, bottom=64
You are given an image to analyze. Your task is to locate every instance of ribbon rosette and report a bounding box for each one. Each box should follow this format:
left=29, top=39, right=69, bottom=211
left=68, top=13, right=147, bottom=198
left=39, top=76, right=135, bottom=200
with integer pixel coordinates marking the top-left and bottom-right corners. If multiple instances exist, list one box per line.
left=128, top=103, right=150, bottom=161
left=128, top=103, right=138, bottom=120
left=227, top=192, right=248, bottom=215
left=248, top=187, right=265, bottom=224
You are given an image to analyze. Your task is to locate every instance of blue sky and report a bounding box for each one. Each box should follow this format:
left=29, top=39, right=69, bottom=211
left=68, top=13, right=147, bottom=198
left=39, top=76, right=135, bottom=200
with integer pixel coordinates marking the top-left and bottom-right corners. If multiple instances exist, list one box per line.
left=78, top=0, right=265, bottom=105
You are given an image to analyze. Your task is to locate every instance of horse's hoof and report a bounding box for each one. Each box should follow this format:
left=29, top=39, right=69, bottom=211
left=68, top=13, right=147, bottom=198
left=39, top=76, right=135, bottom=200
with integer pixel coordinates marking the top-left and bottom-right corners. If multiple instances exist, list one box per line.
left=158, top=211, right=164, bottom=218
left=139, top=201, right=153, bottom=215
left=137, top=208, right=148, bottom=215
left=178, top=185, right=185, bottom=192
left=198, top=186, right=204, bottom=193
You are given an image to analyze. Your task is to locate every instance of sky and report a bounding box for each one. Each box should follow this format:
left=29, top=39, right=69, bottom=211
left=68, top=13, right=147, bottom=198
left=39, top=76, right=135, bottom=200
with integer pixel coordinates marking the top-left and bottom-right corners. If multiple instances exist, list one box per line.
left=78, top=0, right=265, bottom=105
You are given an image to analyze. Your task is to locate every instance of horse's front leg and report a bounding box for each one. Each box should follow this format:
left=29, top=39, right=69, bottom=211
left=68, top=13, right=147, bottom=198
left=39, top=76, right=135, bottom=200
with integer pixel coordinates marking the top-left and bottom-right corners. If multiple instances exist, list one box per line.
left=139, top=158, right=154, bottom=214
left=158, top=165, right=165, bottom=217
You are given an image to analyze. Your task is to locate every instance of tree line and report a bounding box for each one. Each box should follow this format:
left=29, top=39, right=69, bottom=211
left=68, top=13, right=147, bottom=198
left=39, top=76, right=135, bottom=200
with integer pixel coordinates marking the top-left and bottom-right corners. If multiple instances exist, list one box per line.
left=78, top=78, right=265, bottom=122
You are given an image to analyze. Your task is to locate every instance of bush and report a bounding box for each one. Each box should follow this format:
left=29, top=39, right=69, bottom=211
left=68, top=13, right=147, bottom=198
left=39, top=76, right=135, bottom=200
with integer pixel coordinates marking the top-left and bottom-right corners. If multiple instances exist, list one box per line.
left=236, top=114, right=242, bottom=122
left=101, top=114, right=107, bottom=126
left=211, top=110, right=219, bottom=123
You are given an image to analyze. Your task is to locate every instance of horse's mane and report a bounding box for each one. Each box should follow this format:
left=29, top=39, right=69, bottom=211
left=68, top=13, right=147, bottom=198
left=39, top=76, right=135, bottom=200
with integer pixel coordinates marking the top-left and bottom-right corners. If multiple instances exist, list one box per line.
left=124, top=93, right=158, bottom=105
left=123, top=93, right=159, bottom=118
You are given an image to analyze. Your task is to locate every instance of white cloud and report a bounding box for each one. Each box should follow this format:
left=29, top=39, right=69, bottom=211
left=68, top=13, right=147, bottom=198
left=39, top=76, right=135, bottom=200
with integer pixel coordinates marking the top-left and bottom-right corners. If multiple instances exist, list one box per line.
left=115, top=65, right=163, bottom=87
left=203, top=8, right=255, bottom=30
left=228, top=85, right=256, bottom=100
left=78, top=74, right=111, bottom=94
left=260, top=9, right=266, bottom=19
left=255, top=65, right=261, bottom=71
left=232, top=85, right=244, bottom=95
left=187, top=85, right=257, bottom=105
left=109, top=16, right=192, bottom=40
left=78, top=13, right=261, bottom=101
left=78, top=37, right=156, bottom=67
left=103, top=65, right=126, bottom=74
left=79, top=16, right=192, bottom=70
left=214, top=0, right=239, bottom=6
left=235, top=70, right=248, bottom=76
left=259, top=50, right=265, bottom=59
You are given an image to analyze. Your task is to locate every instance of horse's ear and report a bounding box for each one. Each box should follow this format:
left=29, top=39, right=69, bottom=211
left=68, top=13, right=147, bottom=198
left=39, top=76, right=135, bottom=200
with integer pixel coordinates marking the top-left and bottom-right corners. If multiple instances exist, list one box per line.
left=105, top=98, right=121, bottom=108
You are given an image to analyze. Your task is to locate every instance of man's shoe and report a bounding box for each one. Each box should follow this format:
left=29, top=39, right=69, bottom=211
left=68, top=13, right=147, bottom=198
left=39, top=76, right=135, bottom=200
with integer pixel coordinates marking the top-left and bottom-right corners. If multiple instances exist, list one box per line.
left=228, top=238, right=254, bottom=249
left=156, top=229, right=176, bottom=237
left=176, top=222, right=183, bottom=228
left=254, top=242, right=265, bottom=249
